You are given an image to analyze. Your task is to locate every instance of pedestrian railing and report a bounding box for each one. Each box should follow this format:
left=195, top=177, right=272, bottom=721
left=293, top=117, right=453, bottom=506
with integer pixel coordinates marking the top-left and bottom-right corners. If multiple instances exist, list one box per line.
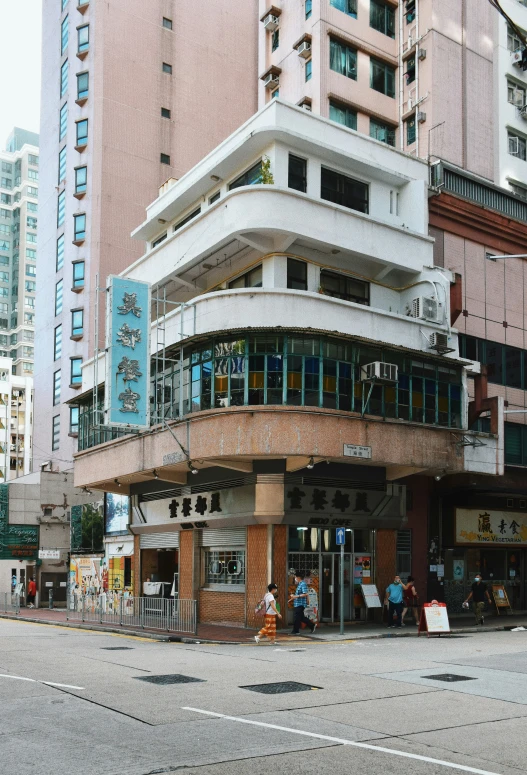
left=2, top=592, right=20, bottom=614
left=66, top=593, right=198, bottom=635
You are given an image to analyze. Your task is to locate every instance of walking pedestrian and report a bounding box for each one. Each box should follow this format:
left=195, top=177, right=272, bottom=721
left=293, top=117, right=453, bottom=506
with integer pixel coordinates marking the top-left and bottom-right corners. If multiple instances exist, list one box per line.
left=384, top=574, right=404, bottom=628
left=27, top=578, right=36, bottom=609
left=289, top=571, right=316, bottom=635
left=402, top=576, right=419, bottom=625
left=464, top=574, right=492, bottom=625
left=255, top=583, right=282, bottom=644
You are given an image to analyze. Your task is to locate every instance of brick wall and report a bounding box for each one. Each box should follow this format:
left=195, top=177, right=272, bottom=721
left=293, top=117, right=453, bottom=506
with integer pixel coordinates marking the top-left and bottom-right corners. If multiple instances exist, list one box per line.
left=273, top=525, right=287, bottom=620
left=246, top=524, right=269, bottom=628
left=199, top=590, right=245, bottom=624
left=178, top=530, right=194, bottom=600
left=376, top=529, right=397, bottom=620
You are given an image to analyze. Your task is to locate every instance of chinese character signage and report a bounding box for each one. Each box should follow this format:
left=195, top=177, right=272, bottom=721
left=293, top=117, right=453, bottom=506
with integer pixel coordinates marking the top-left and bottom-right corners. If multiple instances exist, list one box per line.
left=284, top=484, right=405, bottom=528
left=105, top=276, right=150, bottom=428
left=456, top=508, right=527, bottom=545
left=139, top=486, right=256, bottom=530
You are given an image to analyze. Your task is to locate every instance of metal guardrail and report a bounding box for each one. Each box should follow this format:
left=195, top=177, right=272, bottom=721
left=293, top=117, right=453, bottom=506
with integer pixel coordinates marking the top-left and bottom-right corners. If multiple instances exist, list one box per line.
left=2, top=592, right=20, bottom=614
left=66, top=593, right=198, bottom=635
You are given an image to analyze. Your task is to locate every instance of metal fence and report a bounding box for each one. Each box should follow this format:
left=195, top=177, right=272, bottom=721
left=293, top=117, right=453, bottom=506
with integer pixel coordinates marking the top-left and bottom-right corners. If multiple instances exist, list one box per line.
left=1, top=592, right=20, bottom=614
left=66, top=593, right=198, bottom=634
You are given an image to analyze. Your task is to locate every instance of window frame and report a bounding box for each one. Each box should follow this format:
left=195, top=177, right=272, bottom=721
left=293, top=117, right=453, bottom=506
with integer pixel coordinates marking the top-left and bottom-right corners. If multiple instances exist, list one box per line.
left=329, top=99, right=357, bottom=131
left=162, top=62, right=173, bottom=74
left=59, top=103, right=68, bottom=141
left=71, top=308, right=84, bottom=338
left=52, top=415, right=60, bottom=451
left=73, top=213, right=86, bottom=242
left=60, top=59, right=69, bottom=97
left=370, top=57, right=396, bottom=98
left=75, top=165, right=87, bottom=194
left=57, top=190, right=66, bottom=227
left=61, top=15, right=69, bottom=55
left=329, top=38, right=357, bottom=80
left=228, top=265, right=263, bottom=290
left=287, top=258, right=308, bottom=291
left=228, top=161, right=263, bottom=190
left=320, top=166, right=369, bottom=214
left=55, top=279, right=64, bottom=316
left=288, top=154, right=307, bottom=193
left=76, top=70, right=89, bottom=100
left=370, top=0, right=395, bottom=38
left=77, top=24, right=89, bottom=53
left=329, top=0, right=357, bottom=18
left=320, top=269, right=370, bottom=305
left=72, top=260, right=85, bottom=289
left=70, top=357, right=83, bottom=386
left=58, top=146, right=67, bottom=184
left=56, top=234, right=65, bottom=271
left=76, top=118, right=88, bottom=147
left=69, top=406, right=79, bottom=435
left=53, top=369, right=61, bottom=406
left=54, top=324, right=62, bottom=360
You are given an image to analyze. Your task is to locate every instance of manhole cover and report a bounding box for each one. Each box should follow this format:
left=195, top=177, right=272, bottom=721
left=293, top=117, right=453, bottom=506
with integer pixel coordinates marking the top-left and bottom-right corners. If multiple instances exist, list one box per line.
left=240, top=681, right=321, bottom=694
left=423, top=674, right=477, bottom=683
left=134, top=674, right=205, bottom=685
left=101, top=647, right=134, bottom=651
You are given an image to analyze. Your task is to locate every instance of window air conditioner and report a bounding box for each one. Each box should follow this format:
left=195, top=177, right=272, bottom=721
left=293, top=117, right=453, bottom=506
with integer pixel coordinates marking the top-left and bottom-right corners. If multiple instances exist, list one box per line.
left=411, top=296, right=439, bottom=322
left=417, top=111, right=426, bottom=123
left=264, top=72, right=279, bottom=89
left=297, top=41, right=312, bottom=58
left=262, top=14, right=279, bottom=31
left=511, top=50, right=523, bottom=66
left=417, top=48, right=427, bottom=61
left=361, top=362, right=398, bottom=383
left=301, top=102, right=312, bottom=111
left=429, top=332, right=450, bottom=353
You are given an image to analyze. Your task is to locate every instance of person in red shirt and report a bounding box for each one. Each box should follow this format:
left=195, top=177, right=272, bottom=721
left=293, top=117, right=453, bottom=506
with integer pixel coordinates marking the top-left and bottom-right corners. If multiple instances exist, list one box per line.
left=402, top=576, right=418, bottom=625
left=27, top=578, right=36, bottom=609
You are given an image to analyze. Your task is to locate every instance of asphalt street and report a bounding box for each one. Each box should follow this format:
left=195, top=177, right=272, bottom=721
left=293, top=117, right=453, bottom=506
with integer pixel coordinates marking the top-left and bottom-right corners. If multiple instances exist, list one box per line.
left=1, top=620, right=527, bottom=775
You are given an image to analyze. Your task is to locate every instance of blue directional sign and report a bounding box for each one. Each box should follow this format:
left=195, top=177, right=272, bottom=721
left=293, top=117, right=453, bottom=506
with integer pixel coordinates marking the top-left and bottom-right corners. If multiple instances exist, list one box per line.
left=336, top=527, right=345, bottom=545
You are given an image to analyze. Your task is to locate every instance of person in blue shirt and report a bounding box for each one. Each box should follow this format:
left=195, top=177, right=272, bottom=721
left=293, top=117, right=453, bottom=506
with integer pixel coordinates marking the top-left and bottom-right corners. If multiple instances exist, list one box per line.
left=289, top=571, right=316, bottom=635
left=384, top=574, right=405, bottom=628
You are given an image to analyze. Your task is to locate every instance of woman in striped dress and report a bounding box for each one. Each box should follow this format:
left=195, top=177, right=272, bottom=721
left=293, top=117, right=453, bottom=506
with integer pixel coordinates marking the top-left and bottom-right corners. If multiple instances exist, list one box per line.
left=255, top=583, right=281, bottom=644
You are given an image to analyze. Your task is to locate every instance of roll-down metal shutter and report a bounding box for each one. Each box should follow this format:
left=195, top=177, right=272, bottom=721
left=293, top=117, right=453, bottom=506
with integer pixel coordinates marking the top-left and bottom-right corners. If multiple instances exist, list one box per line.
left=139, top=532, right=180, bottom=549
left=198, top=527, right=246, bottom=547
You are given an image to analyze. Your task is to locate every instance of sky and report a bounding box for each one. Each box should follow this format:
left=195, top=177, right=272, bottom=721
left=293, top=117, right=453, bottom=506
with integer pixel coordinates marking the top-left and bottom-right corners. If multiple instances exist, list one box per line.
left=0, top=0, right=42, bottom=150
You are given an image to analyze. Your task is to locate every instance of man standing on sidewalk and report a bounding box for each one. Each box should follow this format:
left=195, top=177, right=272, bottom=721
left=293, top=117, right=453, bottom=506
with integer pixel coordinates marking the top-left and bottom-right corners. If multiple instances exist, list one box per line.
left=27, top=578, right=36, bottom=609
left=384, top=574, right=404, bottom=628
left=464, top=575, right=492, bottom=625
left=289, top=571, right=316, bottom=635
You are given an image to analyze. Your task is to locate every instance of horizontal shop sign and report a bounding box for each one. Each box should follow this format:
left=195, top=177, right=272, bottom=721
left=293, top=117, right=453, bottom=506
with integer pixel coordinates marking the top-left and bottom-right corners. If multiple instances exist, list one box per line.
left=343, top=444, right=372, bottom=459
left=456, top=508, right=527, bottom=545
left=38, top=549, right=61, bottom=559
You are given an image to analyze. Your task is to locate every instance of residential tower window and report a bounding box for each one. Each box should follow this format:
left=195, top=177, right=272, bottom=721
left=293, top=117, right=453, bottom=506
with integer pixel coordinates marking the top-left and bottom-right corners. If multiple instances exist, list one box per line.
left=209, top=191, right=220, bottom=204
left=288, top=154, right=307, bottom=193
left=330, top=0, right=357, bottom=17
left=61, top=15, right=69, bottom=54
left=287, top=258, right=307, bottom=290
left=58, top=146, right=67, bottom=183
left=57, top=190, right=66, bottom=227
left=77, top=24, right=89, bottom=53
left=53, top=370, right=61, bottom=406
left=508, top=131, right=527, bottom=160
left=305, top=58, right=312, bottom=81
left=28, top=169, right=39, bottom=181
left=73, top=261, right=85, bottom=289
left=173, top=207, right=201, bottom=232
left=370, top=57, right=395, bottom=97
left=406, top=116, right=416, bottom=145
left=54, top=324, right=62, bottom=360
left=305, top=0, right=312, bottom=19
left=370, top=0, right=395, bottom=37
left=75, top=166, right=87, bottom=193
left=76, top=119, right=88, bottom=147
left=151, top=232, right=167, bottom=248
left=71, top=308, right=84, bottom=337
left=160, top=153, right=171, bottom=165
left=370, top=119, right=396, bottom=146
left=329, top=100, right=357, bottom=130
left=73, top=213, right=86, bottom=242
left=70, top=357, right=82, bottom=385
left=77, top=71, right=89, bottom=100
left=59, top=103, right=68, bottom=140
left=56, top=234, right=65, bottom=270
left=319, top=270, right=370, bottom=304
left=228, top=265, right=263, bottom=289
left=60, top=60, right=69, bottom=97
left=508, top=80, right=527, bottom=107
left=55, top=279, right=64, bottom=316
left=161, top=107, right=171, bottom=118
left=27, top=187, right=38, bottom=197
left=405, top=55, right=416, bottom=84
left=508, top=26, right=522, bottom=52
left=70, top=406, right=79, bottom=435
left=52, top=415, right=60, bottom=451
left=162, top=17, right=173, bottom=29
left=330, top=38, right=357, bottom=80
left=204, top=549, right=245, bottom=586
left=229, top=161, right=263, bottom=189
left=272, top=29, right=279, bottom=51
left=321, top=167, right=369, bottom=213
left=162, top=62, right=172, bottom=74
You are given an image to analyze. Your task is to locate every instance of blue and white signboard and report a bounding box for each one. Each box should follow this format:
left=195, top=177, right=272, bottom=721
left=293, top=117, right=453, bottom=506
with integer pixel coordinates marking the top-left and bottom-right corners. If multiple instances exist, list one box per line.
left=336, top=527, right=345, bottom=545
left=105, top=275, right=150, bottom=428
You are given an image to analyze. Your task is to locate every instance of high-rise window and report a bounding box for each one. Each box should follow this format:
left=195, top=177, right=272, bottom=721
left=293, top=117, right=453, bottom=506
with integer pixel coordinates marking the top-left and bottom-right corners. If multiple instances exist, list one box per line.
left=61, top=15, right=69, bottom=54
left=305, top=58, right=312, bottom=81
left=75, top=166, right=87, bottom=194
left=53, top=370, right=61, bottom=406
left=60, top=60, right=69, bottom=97
left=321, top=167, right=369, bottom=213
left=1, top=178, right=12, bottom=189
left=406, top=55, right=416, bottom=84
left=26, top=248, right=36, bottom=260
left=162, top=17, right=173, bottom=29
left=370, top=58, right=396, bottom=97
left=24, top=281, right=36, bottom=293
left=229, top=162, right=263, bottom=190
left=330, top=0, right=357, bottom=17
left=71, top=309, right=84, bottom=337
left=162, top=62, right=172, bottom=74
left=77, top=72, right=89, bottom=100
left=161, top=107, right=171, bottom=118
left=59, top=103, right=68, bottom=140
left=72, top=261, right=85, bottom=288
left=70, top=406, right=79, bottom=435
left=508, top=130, right=527, bottom=160
left=76, top=119, right=88, bottom=147
left=28, top=169, right=39, bottom=181
left=56, top=234, right=65, bottom=270
left=370, top=0, right=395, bottom=37
left=58, top=146, right=67, bottom=184
left=27, top=217, right=37, bottom=229
left=54, top=324, right=62, bottom=360
left=77, top=24, right=89, bottom=53
left=329, top=100, right=357, bottom=130
left=287, top=259, right=308, bottom=290
left=370, top=119, right=396, bottom=146
left=27, top=187, right=38, bottom=197
left=55, top=279, right=64, bottom=316
left=70, top=357, right=82, bottom=385
left=1, top=162, right=11, bottom=174
left=57, top=190, right=66, bottom=227
left=305, top=0, right=312, bottom=18
left=160, top=153, right=171, bottom=165
left=52, top=415, right=60, bottom=451
left=330, top=39, right=357, bottom=80
left=73, top=213, right=86, bottom=242
left=406, top=116, right=416, bottom=145
left=288, top=155, right=307, bottom=193
left=61, top=0, right=68, bottom=10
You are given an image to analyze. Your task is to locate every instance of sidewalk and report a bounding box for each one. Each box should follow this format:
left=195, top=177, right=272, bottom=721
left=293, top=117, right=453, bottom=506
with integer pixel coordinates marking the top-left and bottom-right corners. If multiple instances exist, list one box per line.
left=1, top=606, right=527, bottom=643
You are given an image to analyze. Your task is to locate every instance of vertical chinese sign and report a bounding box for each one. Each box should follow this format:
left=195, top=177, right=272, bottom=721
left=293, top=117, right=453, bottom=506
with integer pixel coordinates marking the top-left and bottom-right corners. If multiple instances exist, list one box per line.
left=105, top=276, right=150, bottom=429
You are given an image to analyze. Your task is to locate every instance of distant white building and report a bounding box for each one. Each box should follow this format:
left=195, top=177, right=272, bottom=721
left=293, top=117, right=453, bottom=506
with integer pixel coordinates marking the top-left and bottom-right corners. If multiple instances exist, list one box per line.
left=0, top=356, right=33, bottom=481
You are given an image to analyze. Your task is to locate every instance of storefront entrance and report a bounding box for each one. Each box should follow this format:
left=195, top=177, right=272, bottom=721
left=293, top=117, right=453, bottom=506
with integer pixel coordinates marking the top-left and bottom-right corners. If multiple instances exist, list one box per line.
left=444, top=547, right=525, bottom=611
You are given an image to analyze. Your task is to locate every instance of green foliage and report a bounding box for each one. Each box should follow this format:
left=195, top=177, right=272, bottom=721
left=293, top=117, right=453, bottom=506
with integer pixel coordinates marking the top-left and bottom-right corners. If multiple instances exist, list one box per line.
left=81, top=503, right=104, bottom=552
left=261, top=156, right=274, bottom=185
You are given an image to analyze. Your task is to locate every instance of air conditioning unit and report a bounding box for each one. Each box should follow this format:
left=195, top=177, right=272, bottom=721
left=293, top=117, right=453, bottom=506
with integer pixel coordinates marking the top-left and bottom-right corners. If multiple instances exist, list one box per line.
left=417, top=111, right=426, bottom=123
left=417, top=48, right=427, bottom=61
left=429, top=332, right=450, bottom=353
left=263, top=72, right=280, bottom=89
left=262, top=13, right=279, bottom=31
left=511, top=50, right=523, bottom=66
left=361, top=362, right=398, bottom=383
left=297, top=41, right=312, bottom=58
left=411, top=296, right=439, bottom=322
left=301, top=102, right=312, bottom=111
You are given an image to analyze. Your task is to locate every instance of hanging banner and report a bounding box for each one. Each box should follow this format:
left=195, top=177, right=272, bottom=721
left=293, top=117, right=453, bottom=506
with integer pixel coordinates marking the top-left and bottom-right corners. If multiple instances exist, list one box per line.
left=105, top=275, right=150, bottom=428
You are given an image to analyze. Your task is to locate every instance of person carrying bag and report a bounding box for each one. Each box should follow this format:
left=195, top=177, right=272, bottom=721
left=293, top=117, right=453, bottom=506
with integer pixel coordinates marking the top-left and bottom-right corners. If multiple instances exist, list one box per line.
left=255, top=583, right=281, bottom=644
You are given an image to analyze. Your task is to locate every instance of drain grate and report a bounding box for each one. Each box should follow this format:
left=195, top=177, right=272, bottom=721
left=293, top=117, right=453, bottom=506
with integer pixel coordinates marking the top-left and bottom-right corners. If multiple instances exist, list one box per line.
left=423, top=673, right=477, bottom=683
left=101, top=647, right=134, bottom=651
left=240, top=681, right=321, bottom=694
left=134, top=674, right=205, bottom=685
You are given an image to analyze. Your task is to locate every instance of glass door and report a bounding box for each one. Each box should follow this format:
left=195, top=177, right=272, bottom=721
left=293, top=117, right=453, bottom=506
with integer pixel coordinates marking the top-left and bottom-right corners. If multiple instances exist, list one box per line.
left=321, top=554, right=333, bottom=620
left=320, top=554, right=352, bottom=622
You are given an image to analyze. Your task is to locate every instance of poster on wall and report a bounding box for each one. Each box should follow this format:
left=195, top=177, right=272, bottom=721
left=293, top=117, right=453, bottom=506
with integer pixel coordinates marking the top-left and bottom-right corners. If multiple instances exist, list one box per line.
left=456, top=508, right=527, bottom=545
left=69, top=556, right=104, bottom=595
left=453, top=559, right=465, bottom=580
left=105, top=493, right=130, bottom=535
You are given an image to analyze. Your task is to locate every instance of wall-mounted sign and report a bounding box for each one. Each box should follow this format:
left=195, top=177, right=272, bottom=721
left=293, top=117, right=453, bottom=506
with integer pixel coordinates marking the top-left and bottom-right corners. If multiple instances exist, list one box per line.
left=456, top=508, right=527, bottom=545
left=343, top=444, right=372, bottom=459
left=284, top=484, right=405, bottom=528
left=105, top=275, right=150, bottom=428
left=138, top=486, right=256, bottom=531
left=38, top=549, right=61, bottom=560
